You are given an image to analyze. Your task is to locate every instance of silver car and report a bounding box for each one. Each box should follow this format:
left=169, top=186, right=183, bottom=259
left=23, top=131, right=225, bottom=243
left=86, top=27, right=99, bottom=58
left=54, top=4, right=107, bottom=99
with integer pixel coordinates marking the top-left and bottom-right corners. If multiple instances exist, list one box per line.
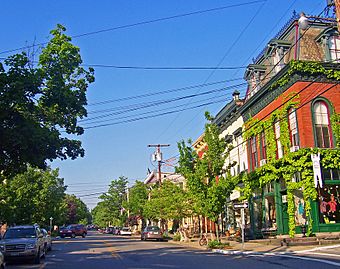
left=0, top=225, right=45, bottom=264
left=41, top=229, right=52, bottom=252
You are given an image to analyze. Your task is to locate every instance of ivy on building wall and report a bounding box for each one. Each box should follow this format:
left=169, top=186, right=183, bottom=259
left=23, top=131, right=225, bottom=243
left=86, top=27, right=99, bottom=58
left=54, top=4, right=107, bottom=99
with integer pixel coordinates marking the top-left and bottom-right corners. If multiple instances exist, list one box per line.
left=237, top=149, right=340, bottom=237
left=271, top=60, right=340, bottom=90
left=331, top=113, right=340, bottom=148
left=237, top=61, right=340, bottom=237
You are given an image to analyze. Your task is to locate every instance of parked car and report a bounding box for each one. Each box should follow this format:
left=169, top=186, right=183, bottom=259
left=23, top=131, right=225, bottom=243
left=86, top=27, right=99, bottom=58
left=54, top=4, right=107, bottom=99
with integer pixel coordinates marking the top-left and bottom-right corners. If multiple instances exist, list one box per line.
left=141, top=226, right=163, bottom=241
left=119, top=227, right=131, bottom=236
left=40, top=229, right=52, bottom=251
left=0, top=251, right=5, bottom=269
left=59, top=224, right=87, bottom=238
left=0, top=225, right=45, bottom=264
left=113, top=227, right=122, bottom=235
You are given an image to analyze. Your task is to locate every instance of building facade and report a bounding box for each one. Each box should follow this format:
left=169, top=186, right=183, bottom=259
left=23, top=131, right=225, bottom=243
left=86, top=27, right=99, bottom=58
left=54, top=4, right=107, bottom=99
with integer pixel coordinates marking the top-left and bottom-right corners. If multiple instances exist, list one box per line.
left=213, top=12, right=340, bottom=238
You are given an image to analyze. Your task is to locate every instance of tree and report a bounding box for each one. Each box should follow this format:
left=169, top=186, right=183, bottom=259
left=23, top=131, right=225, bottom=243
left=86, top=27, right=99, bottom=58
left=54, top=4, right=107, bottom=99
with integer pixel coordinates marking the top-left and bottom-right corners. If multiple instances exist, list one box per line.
left=176, top=112, right=235, bottom=240
left=92, top=201, right=113, bottom=228
left=144, top=180, right=191, bottom=231
left=123, top=180, right=148, bottom=227
left=0, top=24, right=95, bottom=177
left=0, top=167, right=66, bottom=226
left=64, top=194, right=91, bottom=225
left=98, top=176, right=128, bottom=226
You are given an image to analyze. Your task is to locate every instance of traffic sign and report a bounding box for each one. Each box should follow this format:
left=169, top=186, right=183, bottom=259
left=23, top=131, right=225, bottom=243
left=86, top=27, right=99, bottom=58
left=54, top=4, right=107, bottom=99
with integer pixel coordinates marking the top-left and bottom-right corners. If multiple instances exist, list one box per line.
left=233, top=202, right=248, bottom=209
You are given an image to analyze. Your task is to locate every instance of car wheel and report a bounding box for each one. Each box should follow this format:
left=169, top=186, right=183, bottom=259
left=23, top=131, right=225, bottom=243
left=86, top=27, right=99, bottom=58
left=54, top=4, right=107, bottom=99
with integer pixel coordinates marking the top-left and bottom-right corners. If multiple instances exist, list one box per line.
left=71, top=233, right=76, bottom=238
left=82, top=232, right=86, bottom=238
left=34, top=249, right=41, bottom=264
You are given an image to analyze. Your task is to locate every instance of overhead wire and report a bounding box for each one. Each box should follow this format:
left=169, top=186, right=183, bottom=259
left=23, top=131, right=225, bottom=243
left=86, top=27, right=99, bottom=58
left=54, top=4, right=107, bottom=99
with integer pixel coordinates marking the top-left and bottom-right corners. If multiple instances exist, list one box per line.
left=170, top=3, right=327, bottom=142
left=0, top=0, right=266, bottom=56
left=156, top=0, right=267, bottom=141
left=83, top=95, right=234, bottom=126
left=82, top=83, right=246, bottom=123
left=83, top=96, right=234, bottom=129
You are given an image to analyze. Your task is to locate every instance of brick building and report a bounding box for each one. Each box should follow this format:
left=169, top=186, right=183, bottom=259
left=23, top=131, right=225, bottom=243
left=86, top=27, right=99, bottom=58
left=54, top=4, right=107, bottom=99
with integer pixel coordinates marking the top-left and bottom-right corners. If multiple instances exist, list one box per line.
left=213, top=12, right=340, bottom=238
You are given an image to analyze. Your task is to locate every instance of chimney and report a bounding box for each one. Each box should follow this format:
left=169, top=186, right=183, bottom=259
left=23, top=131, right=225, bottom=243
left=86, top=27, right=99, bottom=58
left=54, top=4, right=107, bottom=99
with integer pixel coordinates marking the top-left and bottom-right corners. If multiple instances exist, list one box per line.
left=232, top=90, right=240, bottom=101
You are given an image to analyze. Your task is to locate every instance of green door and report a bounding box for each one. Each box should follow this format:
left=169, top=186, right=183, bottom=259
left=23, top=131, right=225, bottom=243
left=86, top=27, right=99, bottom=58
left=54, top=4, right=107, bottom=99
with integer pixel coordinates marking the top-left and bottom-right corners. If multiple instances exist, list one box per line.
left=281, top=202, right=289, bottom=234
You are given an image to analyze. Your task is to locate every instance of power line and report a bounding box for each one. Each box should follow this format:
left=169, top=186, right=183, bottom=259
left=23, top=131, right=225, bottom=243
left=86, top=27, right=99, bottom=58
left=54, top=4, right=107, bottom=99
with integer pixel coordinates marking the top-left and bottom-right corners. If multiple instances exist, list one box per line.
left=170, top=5, right=331, bottom=142
left=156, top=0, right=267, bottom=141
left=83, top=83, right=246, bottom=122
left=83, top=95, right=232, bottom=126
left=87, top=78, right=243, bottom=107
left=83, top=96, right=233, bottom=130
left=0, top=0, right=266, bottom=56
left=82, top=63, right=248, bottom=70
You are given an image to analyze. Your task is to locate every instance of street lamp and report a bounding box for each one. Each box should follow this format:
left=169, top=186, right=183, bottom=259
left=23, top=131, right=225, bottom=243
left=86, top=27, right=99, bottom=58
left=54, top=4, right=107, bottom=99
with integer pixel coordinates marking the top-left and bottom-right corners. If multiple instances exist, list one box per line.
left=49, top=217, right=53, bottom=234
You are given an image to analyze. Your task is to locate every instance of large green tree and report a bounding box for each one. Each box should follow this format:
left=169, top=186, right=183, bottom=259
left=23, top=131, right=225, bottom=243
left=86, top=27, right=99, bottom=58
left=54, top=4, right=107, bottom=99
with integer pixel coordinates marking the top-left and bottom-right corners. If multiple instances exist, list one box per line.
left=63, top=194, right=91, bottom=225
left=123, top=180, right=148, bottom=226
left=144, top=180, right=191, bottom=231
left=0, top=24, right=94, bottom=177
left=0, top=167, right=66, bottom=226
left=91, top=201, right=113, bottom=228
left=176, top=112, right=235, bottom=240
left=98, top=176, right=129, bottom=226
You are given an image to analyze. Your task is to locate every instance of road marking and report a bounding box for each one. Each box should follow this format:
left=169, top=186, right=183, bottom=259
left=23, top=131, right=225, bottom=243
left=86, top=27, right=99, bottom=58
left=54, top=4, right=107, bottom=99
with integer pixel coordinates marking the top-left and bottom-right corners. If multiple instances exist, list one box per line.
left=249, top=254, right=340, bottom=267
left=300, top=252, right=340, bottom=258
left=295, top=244, right=340, bottom=253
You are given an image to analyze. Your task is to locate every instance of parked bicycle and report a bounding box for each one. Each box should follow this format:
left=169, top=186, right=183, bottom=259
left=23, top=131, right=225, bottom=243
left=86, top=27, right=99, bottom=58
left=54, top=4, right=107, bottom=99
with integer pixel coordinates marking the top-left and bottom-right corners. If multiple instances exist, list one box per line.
left=199, top=233, right=208, bottom=246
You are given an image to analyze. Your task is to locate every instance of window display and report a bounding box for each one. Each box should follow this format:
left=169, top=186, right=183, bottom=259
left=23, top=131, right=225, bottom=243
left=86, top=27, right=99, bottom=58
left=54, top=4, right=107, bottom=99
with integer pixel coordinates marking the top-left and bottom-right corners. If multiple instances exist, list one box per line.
left=263, top=195, right=276, bottom=229
left=318, top=184, right=340, bottom=224
left=293, top=190, right=307, bottom=225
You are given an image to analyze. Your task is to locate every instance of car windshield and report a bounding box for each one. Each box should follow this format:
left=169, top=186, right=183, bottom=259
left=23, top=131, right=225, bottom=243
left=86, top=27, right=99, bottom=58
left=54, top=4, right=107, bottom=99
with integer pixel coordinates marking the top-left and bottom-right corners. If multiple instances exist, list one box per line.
left=147, top=226, right=160, bottom=232
left=3, top=228, right=36, bottom=239
left=66, top=225, right=75, bottom=229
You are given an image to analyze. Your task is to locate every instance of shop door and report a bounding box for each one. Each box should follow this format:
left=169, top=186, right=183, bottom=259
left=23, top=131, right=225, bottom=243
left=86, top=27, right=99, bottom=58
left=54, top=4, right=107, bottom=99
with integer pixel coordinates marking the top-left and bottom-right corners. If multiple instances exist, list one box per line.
left=282, top=202, right=289, bottom=234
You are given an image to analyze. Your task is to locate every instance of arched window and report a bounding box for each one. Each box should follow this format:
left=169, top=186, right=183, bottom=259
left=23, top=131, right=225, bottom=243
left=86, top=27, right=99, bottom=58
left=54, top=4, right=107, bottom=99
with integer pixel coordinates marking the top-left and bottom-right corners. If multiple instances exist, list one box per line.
left=313, top=101, right=332, bottom=148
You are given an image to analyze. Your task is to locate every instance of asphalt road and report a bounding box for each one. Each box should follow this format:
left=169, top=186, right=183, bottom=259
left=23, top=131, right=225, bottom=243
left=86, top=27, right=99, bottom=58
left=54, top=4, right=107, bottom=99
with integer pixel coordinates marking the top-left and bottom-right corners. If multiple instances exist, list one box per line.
left=6, top=231, right=340, bottom=269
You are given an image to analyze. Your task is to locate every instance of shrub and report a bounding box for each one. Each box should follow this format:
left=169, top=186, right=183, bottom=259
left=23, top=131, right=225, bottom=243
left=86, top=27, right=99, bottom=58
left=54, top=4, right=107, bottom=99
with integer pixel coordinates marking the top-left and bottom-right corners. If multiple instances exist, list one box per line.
left=173, top=232, right=181, bottom=241
left=208, top=240, right=230, bottom=249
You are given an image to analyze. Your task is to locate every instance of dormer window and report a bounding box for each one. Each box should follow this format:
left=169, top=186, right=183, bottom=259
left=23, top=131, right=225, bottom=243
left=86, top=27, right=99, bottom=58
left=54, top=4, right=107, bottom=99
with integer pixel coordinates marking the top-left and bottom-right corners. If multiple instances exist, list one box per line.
left=244, top=64, right=266, bottom=100
left=316, top=27, right=340, bottom=63
left=265, top=39, right=291, bottom=75
left=328, top=35, right=340, bottom=63
left=273, top=47, right=285, bottom=73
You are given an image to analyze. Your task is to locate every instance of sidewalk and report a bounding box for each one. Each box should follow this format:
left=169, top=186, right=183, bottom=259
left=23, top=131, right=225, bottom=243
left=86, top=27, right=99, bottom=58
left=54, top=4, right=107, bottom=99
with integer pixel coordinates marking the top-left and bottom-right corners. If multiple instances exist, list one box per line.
left=168, top=236, right=340, bottom=255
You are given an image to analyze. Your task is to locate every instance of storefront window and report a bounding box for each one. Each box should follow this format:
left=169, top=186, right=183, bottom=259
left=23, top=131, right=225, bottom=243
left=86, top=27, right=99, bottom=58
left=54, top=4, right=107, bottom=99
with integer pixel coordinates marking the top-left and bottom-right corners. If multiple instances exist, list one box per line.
left=253, top=198, right=263, bottom=230
left=263, top=195, right=276, bottom=229
left=319, top=184, right=340, bottom=224
left=293, top=190, right=307, bottom=225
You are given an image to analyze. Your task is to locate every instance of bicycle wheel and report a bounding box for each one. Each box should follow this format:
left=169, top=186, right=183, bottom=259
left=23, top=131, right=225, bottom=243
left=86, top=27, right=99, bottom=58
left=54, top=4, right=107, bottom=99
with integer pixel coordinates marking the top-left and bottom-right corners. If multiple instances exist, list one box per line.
left=199, top=236, right=207, bottom=246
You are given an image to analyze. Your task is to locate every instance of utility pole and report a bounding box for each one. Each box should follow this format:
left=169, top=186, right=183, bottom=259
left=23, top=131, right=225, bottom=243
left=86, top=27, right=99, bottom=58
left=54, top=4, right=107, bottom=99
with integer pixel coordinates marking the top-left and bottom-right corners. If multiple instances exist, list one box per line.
left=147, top=144, right=170, bottom=185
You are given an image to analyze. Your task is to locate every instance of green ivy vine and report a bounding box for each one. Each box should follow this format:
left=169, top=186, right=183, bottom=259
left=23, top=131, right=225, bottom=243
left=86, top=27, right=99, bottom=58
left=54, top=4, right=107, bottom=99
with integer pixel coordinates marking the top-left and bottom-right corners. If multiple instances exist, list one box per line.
left=271, top=60, right=340, bottom=90
left=241, top=93, right=340, bottom=237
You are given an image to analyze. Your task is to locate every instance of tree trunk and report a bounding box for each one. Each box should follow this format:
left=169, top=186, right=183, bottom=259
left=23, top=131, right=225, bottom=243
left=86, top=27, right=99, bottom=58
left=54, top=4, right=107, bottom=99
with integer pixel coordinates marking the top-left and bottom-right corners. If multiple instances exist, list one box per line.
left=215, top=222, right=220, bottom=242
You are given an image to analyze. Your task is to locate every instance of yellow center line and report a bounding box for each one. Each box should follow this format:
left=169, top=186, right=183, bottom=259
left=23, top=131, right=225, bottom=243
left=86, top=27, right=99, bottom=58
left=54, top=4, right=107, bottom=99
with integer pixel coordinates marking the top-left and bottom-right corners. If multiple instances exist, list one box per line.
left=103, top=241, right=122, bottom=260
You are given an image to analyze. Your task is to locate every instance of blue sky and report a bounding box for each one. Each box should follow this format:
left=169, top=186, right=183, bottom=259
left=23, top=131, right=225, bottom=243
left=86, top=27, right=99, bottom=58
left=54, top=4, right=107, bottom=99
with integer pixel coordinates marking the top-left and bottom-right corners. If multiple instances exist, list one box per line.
left=1, top=0, right=327, bottom=208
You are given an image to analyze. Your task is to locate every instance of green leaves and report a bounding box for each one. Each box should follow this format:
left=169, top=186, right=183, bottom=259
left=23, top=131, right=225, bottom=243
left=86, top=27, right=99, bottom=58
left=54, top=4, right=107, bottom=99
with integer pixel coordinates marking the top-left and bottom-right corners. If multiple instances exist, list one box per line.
left=0, top=167, right=67, bottom=226
left=176, top=115, right=235, bottom=227
left=0, top=24, right=94, bottom=177
left=93, top=176, right=128, bottom=226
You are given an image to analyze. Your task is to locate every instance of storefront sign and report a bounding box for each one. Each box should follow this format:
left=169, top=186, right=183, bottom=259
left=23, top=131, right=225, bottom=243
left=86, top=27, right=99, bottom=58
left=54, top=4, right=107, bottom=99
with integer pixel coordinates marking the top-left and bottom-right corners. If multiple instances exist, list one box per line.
left=230, top=190, right=241, bottom=200
left=311, top=153, right=323, bottom=188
